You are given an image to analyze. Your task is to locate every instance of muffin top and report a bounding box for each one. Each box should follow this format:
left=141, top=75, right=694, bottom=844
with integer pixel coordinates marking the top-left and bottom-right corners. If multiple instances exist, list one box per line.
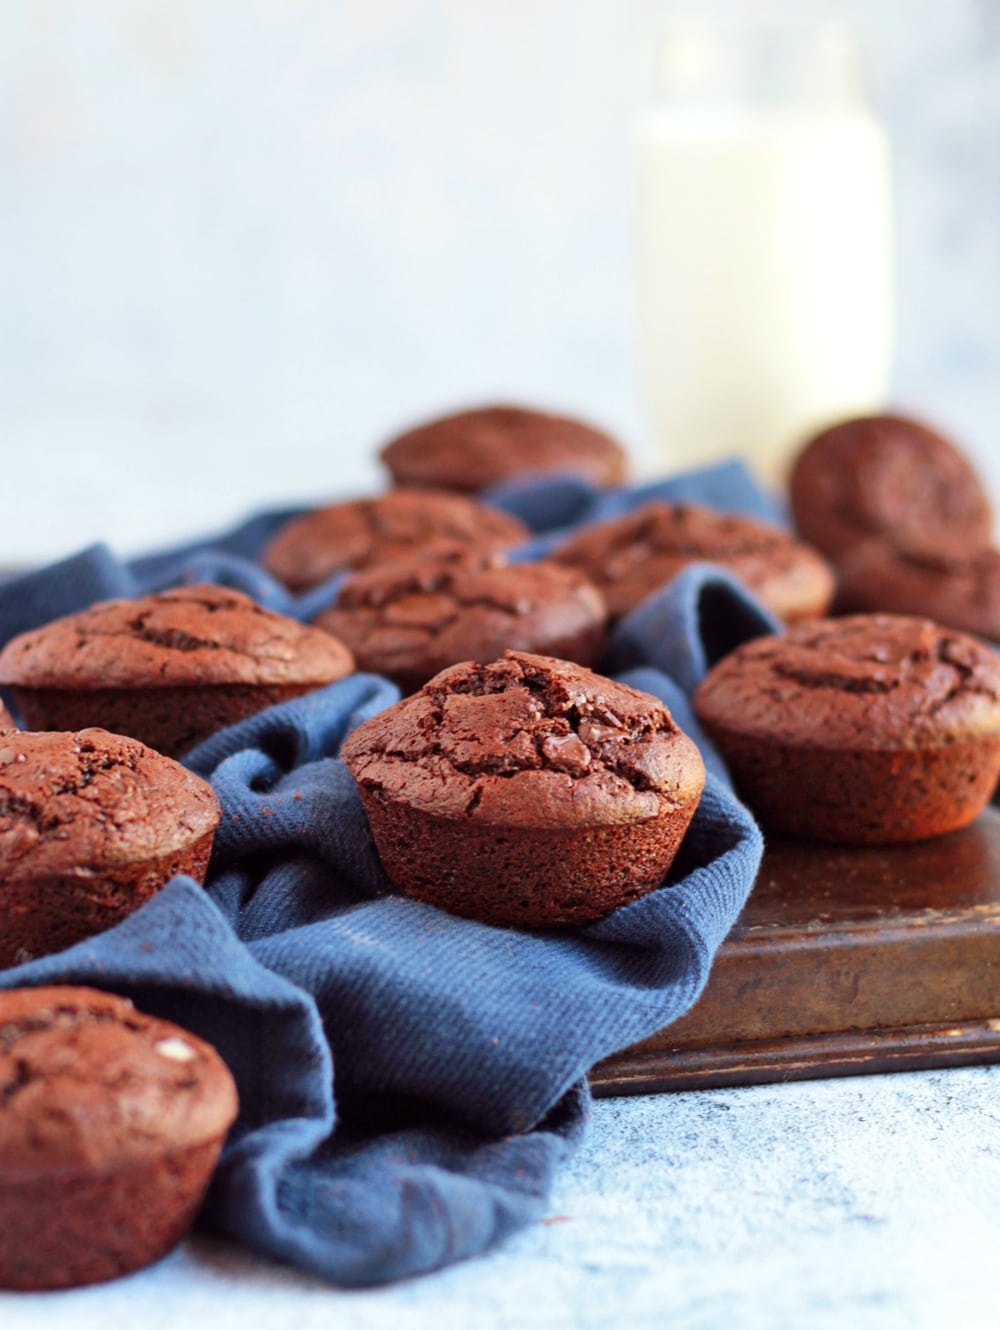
left=341, top=650, right=705, bottom=830
left=0, top=729, right=220, bottom=884
left=316, top=553, right=607, bottom=692
left=552, top=502, right=834, bottom=622
left=694, top=615, right=1000, bottom=750
left=0, top=987, right=238, bottom=1178
left=0, top=585, right=354, bottom=691
left=837, top=539, right=1000, bottom=643
left=789, top=414, right=992, bottom=562
left=380, top=405, right=628, bottom=493
left=261, top=490, right=530, bottom=592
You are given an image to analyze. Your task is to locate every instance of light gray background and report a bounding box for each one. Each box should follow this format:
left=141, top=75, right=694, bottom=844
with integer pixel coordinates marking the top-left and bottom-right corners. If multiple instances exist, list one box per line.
left=4, top=1070, right=1000, bottom=1330
left=1, top=0, right=999, bottom=561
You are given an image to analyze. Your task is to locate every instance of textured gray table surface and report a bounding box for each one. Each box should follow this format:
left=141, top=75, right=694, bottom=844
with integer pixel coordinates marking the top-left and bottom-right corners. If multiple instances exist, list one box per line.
left=4, top=1068, right=1000, bottom=1330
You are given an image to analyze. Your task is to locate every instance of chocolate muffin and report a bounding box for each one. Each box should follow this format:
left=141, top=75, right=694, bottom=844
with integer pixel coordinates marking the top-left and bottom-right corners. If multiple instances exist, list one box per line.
left=341, top=650, right=705, bottom=927
left=261, top=490, right=530, bottom=593
left=380, top=404, right=628, bottom=493
left=0, top=729, right=221, bottom=967
left=551, top=502, right=834, bottom=623
left=0, top=585, right=354, bottom=757
left=837, top=539, right=1000, bottom=642
left=789, top=413, right=993, bottom=562
left=0, top=986, right=238, bottom=1290
left=694, top=615, right=1000, bottom=844
left=315, top=553, right=608, bottom=694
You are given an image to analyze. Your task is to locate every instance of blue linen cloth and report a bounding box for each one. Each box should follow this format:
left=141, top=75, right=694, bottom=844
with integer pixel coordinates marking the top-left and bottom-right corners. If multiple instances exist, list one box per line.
left=0, top=461, right=776, bottom=1287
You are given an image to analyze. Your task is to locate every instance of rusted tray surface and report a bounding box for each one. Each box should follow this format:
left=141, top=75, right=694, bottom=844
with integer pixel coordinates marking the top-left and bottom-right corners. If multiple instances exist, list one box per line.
left=592, top=806, right=1000, bottom=1095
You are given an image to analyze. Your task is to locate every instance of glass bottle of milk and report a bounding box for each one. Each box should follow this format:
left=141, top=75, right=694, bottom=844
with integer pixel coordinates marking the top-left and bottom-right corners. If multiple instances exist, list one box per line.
left=637, top=19, right=893, bottom=481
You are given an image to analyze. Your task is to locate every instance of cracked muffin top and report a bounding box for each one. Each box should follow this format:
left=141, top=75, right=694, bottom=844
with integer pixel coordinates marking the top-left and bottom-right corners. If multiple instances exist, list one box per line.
left=315, top=552, right=607, bottom=691
left=789, top=414, right=993, bottom=562
left=0, top=729, right=220, bottom=882
left=837, top=539, right=1000, bottom=642
left=551, top=502, right=834, bottom=622
left=0, top=585, right=354, bottom=690
left=340, top=650, right=705, bottom=830
left=260, top=490, right=530, bottom=592
left=379, top=404, right=628, bottom=493
left=0, top=986, right=238, bottom=1177
left=694, top=615, right=1000, bottom=750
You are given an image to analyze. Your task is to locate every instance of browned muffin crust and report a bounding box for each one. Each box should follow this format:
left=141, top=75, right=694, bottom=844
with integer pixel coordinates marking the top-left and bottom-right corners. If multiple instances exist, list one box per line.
left=261, top=490, right=530, bottom=593
left=694, top=615, right=1000, bottom=843
left=0, top=584, right=353, bottom=690
left=0, top=729, right=220, bottom=879
left=0, top=986, right=238, bottom=1290
left=0, top=987, right=236, bottom=1174
left=789, top=413, right=993, bottom=562
left=837, top=539, right=1000, bottom=642
left=316, top=553, right=608, bottom=693
left=341, top=650, right=705, bottom=926
left=0, top=729, right=221, bottom=966
left=0, top=585, right=354, bottom=756
left=551, top=502, right=834, bottom=622
left=380, top=404, right=628, bottom=493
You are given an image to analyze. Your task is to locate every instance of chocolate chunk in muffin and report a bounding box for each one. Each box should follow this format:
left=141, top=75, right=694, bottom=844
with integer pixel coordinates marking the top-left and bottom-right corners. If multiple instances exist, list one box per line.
left=551, top=502, right=834, bottom=622
left=380, top=404, right=628, bottom=493
left=261, top=489, right=530, bottom=593
left=316, top=552, right=608, bottom=693
left=341, top=650, right=705, bottom=927
left=694, top=614, right=1000, bottom=843
left=837, top=538, right=1000, bottom=642
left=0, top=728, right=221, bottom=966
left=0, top=986, right=238, bottom=1290
left=0, top=584, right=354, bottom=757
left=789, top=413, right=993, bottom=562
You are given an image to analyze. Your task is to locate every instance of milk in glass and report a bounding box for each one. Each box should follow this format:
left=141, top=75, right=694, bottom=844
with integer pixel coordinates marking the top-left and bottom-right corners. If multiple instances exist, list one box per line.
left=637, top=21, right=893, bottom=480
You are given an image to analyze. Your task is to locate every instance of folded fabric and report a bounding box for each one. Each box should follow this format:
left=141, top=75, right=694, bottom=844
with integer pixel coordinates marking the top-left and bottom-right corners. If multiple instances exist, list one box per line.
left=0, top=461, right=775, bottom=1286
left=607, top=564, right=781, bottom=697
left=485, top=457, right=788, bottom=536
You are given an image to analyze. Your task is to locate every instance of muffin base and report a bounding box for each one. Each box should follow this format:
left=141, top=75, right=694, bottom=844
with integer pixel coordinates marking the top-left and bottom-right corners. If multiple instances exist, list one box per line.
left=358, top=790, right=699, bottom=927
left=707, top=731, right=1000, bottom=844
left=0, top=1137, right=225, bottom=1290
left=0, top=829, right=216, bottom=969
left=9, top=683, right=318, bottom=759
